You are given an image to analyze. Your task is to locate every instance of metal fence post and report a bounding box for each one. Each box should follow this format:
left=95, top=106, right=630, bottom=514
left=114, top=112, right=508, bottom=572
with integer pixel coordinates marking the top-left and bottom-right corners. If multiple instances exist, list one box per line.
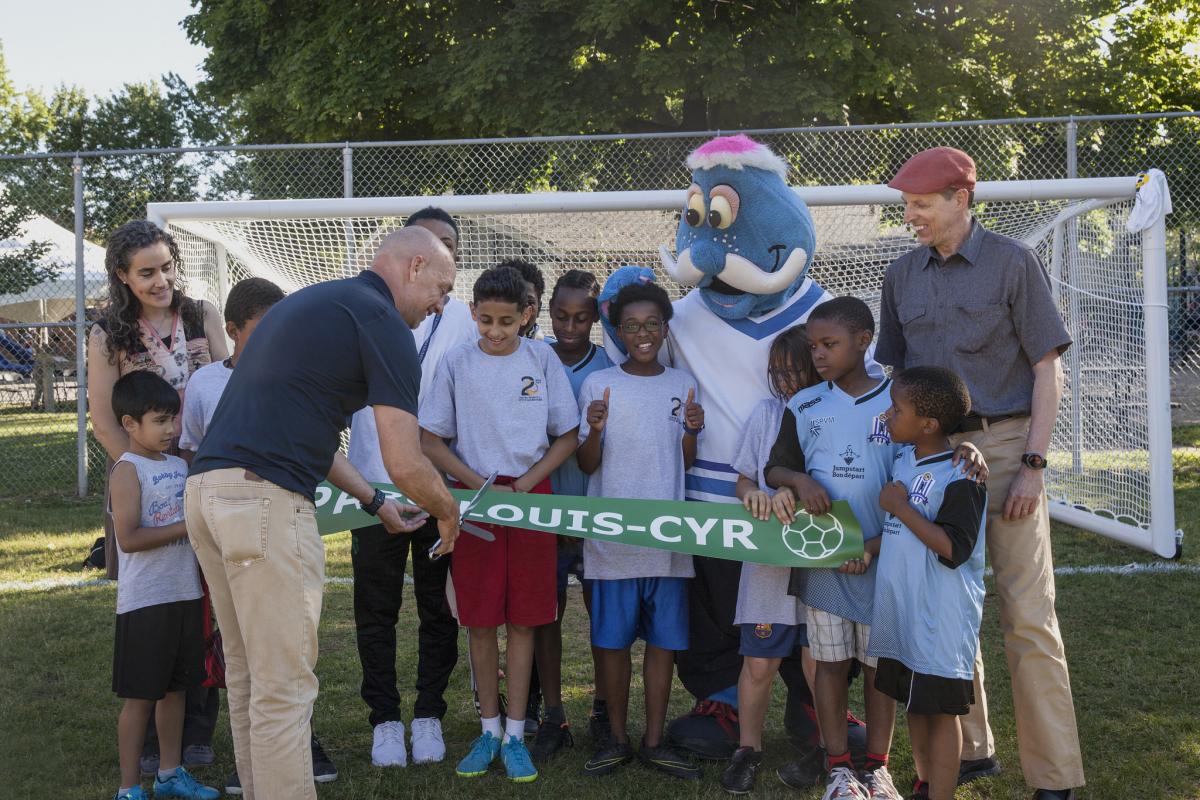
left=343, top=145, right=355, bottom=272
left=73, top=155, right=88, bottom=497
left=1064, top=119, right=1084, bottom=475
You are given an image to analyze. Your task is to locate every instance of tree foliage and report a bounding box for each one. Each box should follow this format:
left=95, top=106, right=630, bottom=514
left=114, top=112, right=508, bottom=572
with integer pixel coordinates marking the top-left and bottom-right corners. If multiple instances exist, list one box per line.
left=185, top=0, right=1200, bottom=143
left=0, top=47, right=233, bottom=239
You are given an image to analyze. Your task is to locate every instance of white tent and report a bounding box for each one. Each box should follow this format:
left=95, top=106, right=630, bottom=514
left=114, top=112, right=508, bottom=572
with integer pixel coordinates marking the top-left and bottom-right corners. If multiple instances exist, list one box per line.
left=0, top=210, right=107, bottom=323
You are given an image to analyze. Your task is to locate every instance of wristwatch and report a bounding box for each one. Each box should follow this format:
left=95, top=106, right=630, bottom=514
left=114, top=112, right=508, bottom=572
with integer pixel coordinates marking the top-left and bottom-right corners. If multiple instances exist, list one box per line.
left=1020, top=452, right=1047, bottom=470
left=362, top=488, right=387, bottom=516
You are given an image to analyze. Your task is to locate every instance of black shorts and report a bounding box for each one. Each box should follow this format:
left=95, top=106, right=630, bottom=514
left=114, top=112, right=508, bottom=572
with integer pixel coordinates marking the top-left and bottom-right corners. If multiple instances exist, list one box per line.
left=874, top=657, right=974, bottom=716
left=112, top=598, right=205, bottom=700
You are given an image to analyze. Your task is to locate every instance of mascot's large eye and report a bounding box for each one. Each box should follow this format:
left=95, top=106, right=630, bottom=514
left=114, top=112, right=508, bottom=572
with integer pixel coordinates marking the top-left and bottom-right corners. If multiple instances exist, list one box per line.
left=708, top=185, right=740, bottom=230
left=685, top=187, right=705, bottom=227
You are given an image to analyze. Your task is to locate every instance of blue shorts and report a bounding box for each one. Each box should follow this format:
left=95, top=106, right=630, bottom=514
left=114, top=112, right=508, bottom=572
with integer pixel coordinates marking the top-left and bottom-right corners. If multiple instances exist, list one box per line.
left=738, top=622, right=809, bottom=659
left=590, top=577, right=689, bottom=651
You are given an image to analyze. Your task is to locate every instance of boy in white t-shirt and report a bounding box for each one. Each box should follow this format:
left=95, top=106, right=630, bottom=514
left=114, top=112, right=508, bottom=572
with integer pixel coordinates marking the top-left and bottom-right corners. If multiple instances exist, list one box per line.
left=109, top=371, right=218, bottom=800
left=179, top=278, right=286, bottom=459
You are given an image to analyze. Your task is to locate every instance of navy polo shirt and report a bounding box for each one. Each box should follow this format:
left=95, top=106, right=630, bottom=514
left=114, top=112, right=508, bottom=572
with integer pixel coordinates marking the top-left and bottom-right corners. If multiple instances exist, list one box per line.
left=191, top=271, right=420, bottom=499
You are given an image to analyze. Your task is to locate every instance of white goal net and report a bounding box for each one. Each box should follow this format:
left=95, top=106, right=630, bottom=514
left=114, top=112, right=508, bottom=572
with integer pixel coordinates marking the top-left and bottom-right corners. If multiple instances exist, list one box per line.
left=150, top=179, right=1178, bottom=558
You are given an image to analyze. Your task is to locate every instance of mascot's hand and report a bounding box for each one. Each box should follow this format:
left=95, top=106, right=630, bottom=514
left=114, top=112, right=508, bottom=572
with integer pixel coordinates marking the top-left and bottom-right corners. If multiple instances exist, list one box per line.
left=683, top=388, right=704, bottom=431
left=587, top=387, right=611, bottom=433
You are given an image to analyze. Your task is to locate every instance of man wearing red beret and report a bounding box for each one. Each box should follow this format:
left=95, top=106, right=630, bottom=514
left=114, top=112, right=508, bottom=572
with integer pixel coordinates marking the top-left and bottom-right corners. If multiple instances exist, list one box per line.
left=875, top=147, right=1083, bottom=800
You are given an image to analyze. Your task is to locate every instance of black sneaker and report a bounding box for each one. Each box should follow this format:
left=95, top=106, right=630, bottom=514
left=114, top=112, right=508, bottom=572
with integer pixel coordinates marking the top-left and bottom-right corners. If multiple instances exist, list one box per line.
left=310, top=735, right=338, bottom=783
left=582, top=741, right=635, bottom=777
left=776, top=745, right=825, bottom=789
left=224, top=771, right=242, bottom=796
left=664, top=699, right=740, bottom=760
left=588, top=708, right=613, bottom=747
left=529, top=719, right=574, bottom=763
left=720, top=746, right=762, bottom=795
left=524, top=695, right=542, bottom=737
left=958, top=755, right=1001, bottom=785
left=638, top=739, right=701, bottom=780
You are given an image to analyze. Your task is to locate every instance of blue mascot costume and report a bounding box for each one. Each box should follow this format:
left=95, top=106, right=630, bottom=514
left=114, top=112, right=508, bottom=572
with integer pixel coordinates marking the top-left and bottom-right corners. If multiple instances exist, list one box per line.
left=602, top=135, right=867, bottom=766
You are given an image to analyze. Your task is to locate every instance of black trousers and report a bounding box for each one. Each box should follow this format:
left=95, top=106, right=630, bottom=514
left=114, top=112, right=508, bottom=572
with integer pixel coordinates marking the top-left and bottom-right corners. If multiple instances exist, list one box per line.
left=675, top=555, right=813, bottom=706
left=352, top=518, right=458, bottom=725
left=142, top=684, right=221, bottom=754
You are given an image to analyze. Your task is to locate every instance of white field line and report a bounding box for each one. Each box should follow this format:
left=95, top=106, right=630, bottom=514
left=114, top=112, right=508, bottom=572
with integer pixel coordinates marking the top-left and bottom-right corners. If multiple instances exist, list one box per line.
left=1, top=562, right=1198, bottom=595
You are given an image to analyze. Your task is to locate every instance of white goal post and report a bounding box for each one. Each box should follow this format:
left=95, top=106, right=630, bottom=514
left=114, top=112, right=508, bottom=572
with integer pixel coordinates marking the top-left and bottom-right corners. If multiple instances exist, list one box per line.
left=148, top=177, right=1179, bottom=558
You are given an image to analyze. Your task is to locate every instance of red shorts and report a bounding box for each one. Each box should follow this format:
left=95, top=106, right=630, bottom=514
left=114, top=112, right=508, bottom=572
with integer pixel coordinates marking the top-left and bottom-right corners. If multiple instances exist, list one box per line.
left=451, top=477, right=557, bottom=628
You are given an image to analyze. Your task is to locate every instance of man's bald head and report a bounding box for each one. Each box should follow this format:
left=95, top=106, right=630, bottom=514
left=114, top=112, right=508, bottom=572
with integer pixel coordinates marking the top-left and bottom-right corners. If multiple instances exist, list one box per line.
left=371, top=225, right=457, bottom=328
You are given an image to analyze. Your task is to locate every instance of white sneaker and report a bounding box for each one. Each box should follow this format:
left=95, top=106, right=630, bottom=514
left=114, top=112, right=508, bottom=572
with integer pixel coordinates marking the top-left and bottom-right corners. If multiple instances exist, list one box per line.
left=371, top=720, right=407, bottom=767
left=822, top=766, right=869, bottom=800
left=410, top=717, right=446, bottom=764
left=862, top=765, right=903, bottom=800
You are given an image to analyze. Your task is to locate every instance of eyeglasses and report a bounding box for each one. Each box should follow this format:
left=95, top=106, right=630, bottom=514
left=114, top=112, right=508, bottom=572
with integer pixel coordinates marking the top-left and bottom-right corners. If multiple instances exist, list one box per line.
left=619, top=319, right=663, bottom=334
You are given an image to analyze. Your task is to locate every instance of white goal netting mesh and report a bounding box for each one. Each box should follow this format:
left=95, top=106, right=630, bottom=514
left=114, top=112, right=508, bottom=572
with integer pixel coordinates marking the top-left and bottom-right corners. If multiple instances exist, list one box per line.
left=165, top=195, right=1152, bottom=543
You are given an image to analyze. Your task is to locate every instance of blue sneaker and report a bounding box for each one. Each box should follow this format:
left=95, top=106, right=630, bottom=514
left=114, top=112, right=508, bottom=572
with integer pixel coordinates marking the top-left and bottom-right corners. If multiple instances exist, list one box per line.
left=114, top=787, right=149, bottom=800
left=456, top=732, right=501, bottom=778
left=153, top=767, right=220, bottom=800
left=501, top=735, right=539, bottom=783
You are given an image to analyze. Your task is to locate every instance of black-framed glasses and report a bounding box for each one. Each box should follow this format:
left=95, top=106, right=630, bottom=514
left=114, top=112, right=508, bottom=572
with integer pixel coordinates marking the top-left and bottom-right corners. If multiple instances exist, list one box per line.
left=620, top=319, right=663, bottom=334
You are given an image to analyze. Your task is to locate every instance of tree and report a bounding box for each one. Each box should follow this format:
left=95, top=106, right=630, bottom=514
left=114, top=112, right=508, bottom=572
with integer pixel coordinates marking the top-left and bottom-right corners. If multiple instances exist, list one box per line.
left=0, top=186, right=53, bottom=296
left=185, top=0, right=1200, bottom=144
left=0, top=44, right=235, bottom=240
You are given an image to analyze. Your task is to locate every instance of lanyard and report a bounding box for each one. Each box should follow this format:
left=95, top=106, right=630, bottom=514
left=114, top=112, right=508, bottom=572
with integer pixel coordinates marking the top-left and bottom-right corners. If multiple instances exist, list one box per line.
left=418, top=312, right=443, bottom=364
left=139, top=312, right=180, bottom=353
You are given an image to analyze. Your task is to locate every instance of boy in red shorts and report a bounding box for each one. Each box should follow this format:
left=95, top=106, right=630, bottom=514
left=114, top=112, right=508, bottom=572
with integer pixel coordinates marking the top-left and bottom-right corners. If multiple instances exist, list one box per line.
left=419, top=265, right=579, bottom=783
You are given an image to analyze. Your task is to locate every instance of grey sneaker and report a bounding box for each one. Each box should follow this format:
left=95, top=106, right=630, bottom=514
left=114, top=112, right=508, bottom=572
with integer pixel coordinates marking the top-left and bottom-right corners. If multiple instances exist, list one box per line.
left=182, top=744, right=215, bottom=768
left=139, top=752, right=159, bottom=778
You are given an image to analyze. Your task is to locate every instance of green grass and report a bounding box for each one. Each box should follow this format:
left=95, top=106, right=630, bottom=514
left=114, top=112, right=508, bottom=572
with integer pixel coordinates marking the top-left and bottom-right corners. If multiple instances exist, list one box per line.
left=0, top=437, right=1199, bottom=797
left=0, top=407, right=107, bottom=500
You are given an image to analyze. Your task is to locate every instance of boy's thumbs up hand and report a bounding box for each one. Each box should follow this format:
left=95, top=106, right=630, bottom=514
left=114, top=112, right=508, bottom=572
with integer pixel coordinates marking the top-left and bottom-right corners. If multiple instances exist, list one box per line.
left=587, top=387, right=611, bottom=433
left=683, top=386, right=704, bottom=433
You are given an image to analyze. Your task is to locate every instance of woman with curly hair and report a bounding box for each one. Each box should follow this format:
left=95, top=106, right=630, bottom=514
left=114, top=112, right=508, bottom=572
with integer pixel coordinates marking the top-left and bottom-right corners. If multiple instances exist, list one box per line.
left=89, top=219, right=228, bottom=453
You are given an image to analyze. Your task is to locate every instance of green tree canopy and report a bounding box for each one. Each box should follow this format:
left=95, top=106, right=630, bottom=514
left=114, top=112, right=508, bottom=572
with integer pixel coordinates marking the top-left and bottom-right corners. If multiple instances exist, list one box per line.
left=185, top=0, right=1200, bottom=143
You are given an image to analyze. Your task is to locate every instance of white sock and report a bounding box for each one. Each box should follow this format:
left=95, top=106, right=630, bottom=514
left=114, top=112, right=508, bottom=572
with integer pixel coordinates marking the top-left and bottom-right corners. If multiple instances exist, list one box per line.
left=158, top=767, right=178, bottom=781
left=482, top=715, right=503, bottom=739
left=505, top=716, right=526, bottom=741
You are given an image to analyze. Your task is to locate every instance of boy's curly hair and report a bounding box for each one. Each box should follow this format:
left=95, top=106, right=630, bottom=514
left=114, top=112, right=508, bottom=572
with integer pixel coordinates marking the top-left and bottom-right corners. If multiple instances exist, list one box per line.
left=607, top=281, right=673, bottom=327
left=473, top=265, right=531, bottom=308
left=894, top=366, right=972, bottom=434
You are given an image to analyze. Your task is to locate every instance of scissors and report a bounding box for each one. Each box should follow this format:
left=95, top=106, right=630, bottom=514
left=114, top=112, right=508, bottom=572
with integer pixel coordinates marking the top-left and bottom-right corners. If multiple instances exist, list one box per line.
left=428, top=471, right=498, bottom=560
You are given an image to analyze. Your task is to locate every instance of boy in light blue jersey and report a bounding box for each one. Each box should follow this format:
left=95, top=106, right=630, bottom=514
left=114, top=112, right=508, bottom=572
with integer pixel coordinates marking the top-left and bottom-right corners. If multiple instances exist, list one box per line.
left=765, top=297, right=902, bottom=800
left=529, top=268, right=613, bottom=761
left=870, top=367, right=987, bottom=800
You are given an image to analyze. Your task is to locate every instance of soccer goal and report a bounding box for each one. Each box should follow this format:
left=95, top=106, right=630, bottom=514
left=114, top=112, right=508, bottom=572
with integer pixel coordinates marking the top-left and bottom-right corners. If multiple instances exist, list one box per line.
left=147, top=177, right=1179, bottom=558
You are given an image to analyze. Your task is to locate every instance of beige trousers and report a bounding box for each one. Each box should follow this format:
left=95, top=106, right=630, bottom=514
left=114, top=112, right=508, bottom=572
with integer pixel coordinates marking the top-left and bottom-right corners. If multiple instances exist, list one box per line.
left=185, top=468, right=324, bottom=800
left=951, top=417, right=1085, bottom=790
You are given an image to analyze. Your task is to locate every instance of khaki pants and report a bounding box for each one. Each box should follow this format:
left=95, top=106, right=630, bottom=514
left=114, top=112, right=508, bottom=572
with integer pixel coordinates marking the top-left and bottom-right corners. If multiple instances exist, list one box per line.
left=951, top=417, right=1085, bottom=790
left=185, top=469, right=324, bottom=800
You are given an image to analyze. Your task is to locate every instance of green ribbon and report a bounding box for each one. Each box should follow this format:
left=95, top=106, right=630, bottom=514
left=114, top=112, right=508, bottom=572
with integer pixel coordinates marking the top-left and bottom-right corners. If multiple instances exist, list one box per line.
left=315, top=482, right=864, bottom=569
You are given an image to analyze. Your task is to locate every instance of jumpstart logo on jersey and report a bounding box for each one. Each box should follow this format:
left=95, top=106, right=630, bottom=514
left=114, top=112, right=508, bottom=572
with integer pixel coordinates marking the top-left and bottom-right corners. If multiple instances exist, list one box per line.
left=909, top=471, right=936, bottom=504
left=867, top=414, right=892, bottom=444
left=518, top=375, right=544, bottom=401
left=840, top=444, right=859, bottom=464
left=312, top=482, right=867, bottom=569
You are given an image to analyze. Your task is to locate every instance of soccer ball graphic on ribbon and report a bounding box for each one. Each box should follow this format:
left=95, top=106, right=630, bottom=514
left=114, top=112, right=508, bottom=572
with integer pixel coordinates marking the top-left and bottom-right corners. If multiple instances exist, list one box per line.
left=781, top=513, right=845, bottom=561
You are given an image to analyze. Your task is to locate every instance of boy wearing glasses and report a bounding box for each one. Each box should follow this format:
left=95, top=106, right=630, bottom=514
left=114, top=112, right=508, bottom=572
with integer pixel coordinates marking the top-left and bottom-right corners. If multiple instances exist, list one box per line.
left=576, top=281, right=705, bottom=780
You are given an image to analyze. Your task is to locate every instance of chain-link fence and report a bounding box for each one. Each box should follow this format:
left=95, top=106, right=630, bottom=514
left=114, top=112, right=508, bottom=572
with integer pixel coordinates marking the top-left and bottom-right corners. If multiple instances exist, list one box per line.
left=0, top=113, right=1197, bottom=498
